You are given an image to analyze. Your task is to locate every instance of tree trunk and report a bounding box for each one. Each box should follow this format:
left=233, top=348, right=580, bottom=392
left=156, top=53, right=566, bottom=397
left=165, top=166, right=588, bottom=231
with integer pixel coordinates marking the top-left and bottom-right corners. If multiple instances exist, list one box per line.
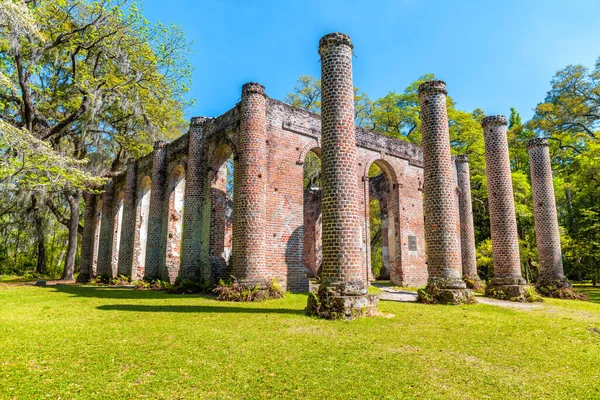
left=35, top=212, right=46, bottom=275
left=61, top=190, right=81, bottom=281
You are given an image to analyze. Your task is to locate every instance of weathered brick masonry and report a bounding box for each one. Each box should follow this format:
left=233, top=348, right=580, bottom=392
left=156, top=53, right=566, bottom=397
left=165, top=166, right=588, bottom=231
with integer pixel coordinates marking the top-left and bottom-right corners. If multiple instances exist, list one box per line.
left=417, top=80, right=473, bottom=303
left=455, top=155, right=480, bottom=284
left=527, top=138, right=570, bottom=289
left=482, top=116, right=527, bottom=297
left=80, top=86, right=427, bottom=291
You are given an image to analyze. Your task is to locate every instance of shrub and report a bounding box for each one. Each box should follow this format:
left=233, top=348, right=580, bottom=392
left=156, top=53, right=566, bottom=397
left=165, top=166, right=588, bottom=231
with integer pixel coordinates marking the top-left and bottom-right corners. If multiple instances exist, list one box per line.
left=213, top=277, right=285, bottom=302
left=537, top=285, right=589, bottom=301
left=167, top=279, right=213, bottom=294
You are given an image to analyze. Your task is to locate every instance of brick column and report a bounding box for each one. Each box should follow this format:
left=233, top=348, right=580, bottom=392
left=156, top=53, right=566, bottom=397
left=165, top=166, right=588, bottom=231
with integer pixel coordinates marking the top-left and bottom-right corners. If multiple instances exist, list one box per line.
left=179, top=118, right=210, bottom=283
left=482, top=115, right=527, bottom=298
left=117, top=162, right=138, bottom=278
left=144, top=141, right=168, bottom=281
left=77, top=192, right=97, bottom=282
left=417, top=80, right=473, bottom=304
left=455, top=155, right=481, bottom=287
left=96, top=181, right=115, bottom=279
left=231, top=83, right=268, bottom=285
left=528, top=138, right=570, bottom=289
left=305, top=33, right=378, bottom=319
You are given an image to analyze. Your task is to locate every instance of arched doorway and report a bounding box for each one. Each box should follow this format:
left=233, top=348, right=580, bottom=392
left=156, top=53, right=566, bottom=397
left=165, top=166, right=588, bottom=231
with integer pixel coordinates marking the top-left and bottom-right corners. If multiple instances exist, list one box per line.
left=134, top=176, right=152, bottom=280
left=209, top=143, right=234, bottom=281
left=165, top=165, right=186, bottom=283
left=111, top=191, right=125, bottom=276
left=366, top=160, right=399, bottom=282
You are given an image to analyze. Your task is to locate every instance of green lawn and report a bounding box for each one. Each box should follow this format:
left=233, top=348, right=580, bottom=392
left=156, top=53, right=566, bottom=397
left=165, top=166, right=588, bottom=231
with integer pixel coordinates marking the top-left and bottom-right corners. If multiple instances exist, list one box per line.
left=1, top=285, right=600, bottom=399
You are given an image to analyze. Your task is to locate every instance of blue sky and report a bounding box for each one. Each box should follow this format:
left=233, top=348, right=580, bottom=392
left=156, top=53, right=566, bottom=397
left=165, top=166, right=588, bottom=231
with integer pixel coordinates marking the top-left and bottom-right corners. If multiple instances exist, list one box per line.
left=142, top=0, right=600, bottom=121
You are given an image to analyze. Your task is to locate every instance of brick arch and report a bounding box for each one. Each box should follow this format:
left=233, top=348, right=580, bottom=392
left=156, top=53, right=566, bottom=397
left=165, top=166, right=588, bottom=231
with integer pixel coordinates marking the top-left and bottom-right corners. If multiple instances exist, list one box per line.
left=297, top=139, right=321, bottom=165
left=208, top=141, right=235, bottom=281
left=133, top=175, right=152, bottom=280
left=363, top=155, right=398, bottom=185
left=165, top=164, right=186, bottom=283
left=111, top=190, right=126, bottom=276
left=363, top=157, right=402, bottom=284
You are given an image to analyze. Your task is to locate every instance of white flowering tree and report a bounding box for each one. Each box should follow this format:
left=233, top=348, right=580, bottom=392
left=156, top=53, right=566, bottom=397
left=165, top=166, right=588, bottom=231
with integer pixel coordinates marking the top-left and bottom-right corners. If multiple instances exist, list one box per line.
left=0, top=0, right=192, bottom=279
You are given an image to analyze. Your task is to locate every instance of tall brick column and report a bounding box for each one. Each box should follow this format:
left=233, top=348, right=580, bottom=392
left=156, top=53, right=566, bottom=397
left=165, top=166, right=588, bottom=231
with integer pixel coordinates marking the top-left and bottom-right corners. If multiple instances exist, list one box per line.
left=96, top=181, right=115, bottom=279
left=78, top=192, right=97, bottom=282
left=482, top=116, right=527, bottom=298
left=417, top=81, right=473, bottom=304
left=231, top=82, right=268, bottom=285
left=179, top=117, right=210, bottom=283
left=144, top=141, right=168, bottom=281
left=305, top=33, right=378, bottom=319
left=528, top=138, right=570, bottom=289
left=455, top=155, right=481, bottom=287
left=117, top=161, right=138, bottom=278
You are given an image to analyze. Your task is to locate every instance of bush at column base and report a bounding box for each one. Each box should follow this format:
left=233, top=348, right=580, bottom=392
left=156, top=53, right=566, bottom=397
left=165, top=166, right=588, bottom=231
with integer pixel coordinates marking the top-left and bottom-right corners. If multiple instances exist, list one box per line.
left=417, top=278, right=476, bottom=305
left=305, top=282, right=380, bottom=320
left=485, top=276, right=542, bottom=302
left=536, top=277, right=589, bottom=301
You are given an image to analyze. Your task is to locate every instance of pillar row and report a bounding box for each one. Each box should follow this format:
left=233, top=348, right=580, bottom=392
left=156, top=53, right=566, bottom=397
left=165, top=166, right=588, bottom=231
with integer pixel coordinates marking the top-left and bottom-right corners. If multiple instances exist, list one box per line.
left=527, top=138, right=570, bottom=289
left=418, top=81, right=466, bottom=292
left=96, top=181, right=115, bottom=279
left=482, top=115, right=526, bottom=295
left=78, top=192, right=97, bottom=282
left=144, top=140, right=169, bottom=281
left=231, top=82, right=268, bottom=285
left=117, top=161, right=138, bottom=278
left=455, top=155, right=480, bottom=283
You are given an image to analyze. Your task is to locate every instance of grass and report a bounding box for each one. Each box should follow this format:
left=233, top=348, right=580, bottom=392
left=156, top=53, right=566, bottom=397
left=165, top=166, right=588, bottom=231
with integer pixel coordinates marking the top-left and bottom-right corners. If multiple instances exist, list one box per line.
left=1, top=284, right=600, bottom=399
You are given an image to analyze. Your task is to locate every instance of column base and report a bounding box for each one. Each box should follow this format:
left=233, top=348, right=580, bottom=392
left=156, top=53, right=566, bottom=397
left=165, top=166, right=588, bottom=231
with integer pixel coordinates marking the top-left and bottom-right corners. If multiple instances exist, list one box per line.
left=417, top=279, right=476, bottom=305
left=305, top=282, right=380, bottom=320
left=485, top=276, right=540, bottom=302
left=536, top=277, right=588, bottom=300
left=536, top=276, right=571, bottom=290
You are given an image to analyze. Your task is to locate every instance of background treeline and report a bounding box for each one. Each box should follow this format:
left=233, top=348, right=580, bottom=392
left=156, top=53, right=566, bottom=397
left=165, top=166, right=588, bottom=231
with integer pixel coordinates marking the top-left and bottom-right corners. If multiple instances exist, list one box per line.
left=287, top=65, right=600, bottom=285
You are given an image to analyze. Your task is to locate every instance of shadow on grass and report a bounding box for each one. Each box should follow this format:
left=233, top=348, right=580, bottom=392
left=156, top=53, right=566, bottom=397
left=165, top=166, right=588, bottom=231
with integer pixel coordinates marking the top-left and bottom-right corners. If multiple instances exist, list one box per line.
left=97, top=304, right=304, bottom=315
left=46, top=284, right=212, bottom=300
left=44, top=285, right=305, bottom=315
left=572, top=284, right=600, bottom=304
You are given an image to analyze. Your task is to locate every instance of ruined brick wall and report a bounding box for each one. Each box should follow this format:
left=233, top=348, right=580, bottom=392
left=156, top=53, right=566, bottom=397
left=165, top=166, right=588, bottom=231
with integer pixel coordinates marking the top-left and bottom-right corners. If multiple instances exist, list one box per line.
left=81, top=81, right=426, bottom=291
left=96, top=181, right=115, bottom=278
left=527, top=138, right=569, bottom=287
left=78, top=192, right=97, bottom=282
left=144, top=141, right=168, bottom=281
left=116, top=162, right=138, bottom=278
left=482, top=116, right=526, bottom=287
left=303, top=189, right=322, bottom=278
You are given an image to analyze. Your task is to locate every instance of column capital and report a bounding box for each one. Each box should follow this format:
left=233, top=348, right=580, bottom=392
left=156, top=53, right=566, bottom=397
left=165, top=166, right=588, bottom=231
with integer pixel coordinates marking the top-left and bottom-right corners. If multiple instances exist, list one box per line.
left=482, top=115, right=508, bottom=128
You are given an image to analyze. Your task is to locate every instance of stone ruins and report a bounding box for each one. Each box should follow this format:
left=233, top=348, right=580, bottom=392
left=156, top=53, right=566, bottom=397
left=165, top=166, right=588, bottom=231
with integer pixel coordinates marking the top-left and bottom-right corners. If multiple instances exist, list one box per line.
left=77, top=33, right=570, bottom=316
